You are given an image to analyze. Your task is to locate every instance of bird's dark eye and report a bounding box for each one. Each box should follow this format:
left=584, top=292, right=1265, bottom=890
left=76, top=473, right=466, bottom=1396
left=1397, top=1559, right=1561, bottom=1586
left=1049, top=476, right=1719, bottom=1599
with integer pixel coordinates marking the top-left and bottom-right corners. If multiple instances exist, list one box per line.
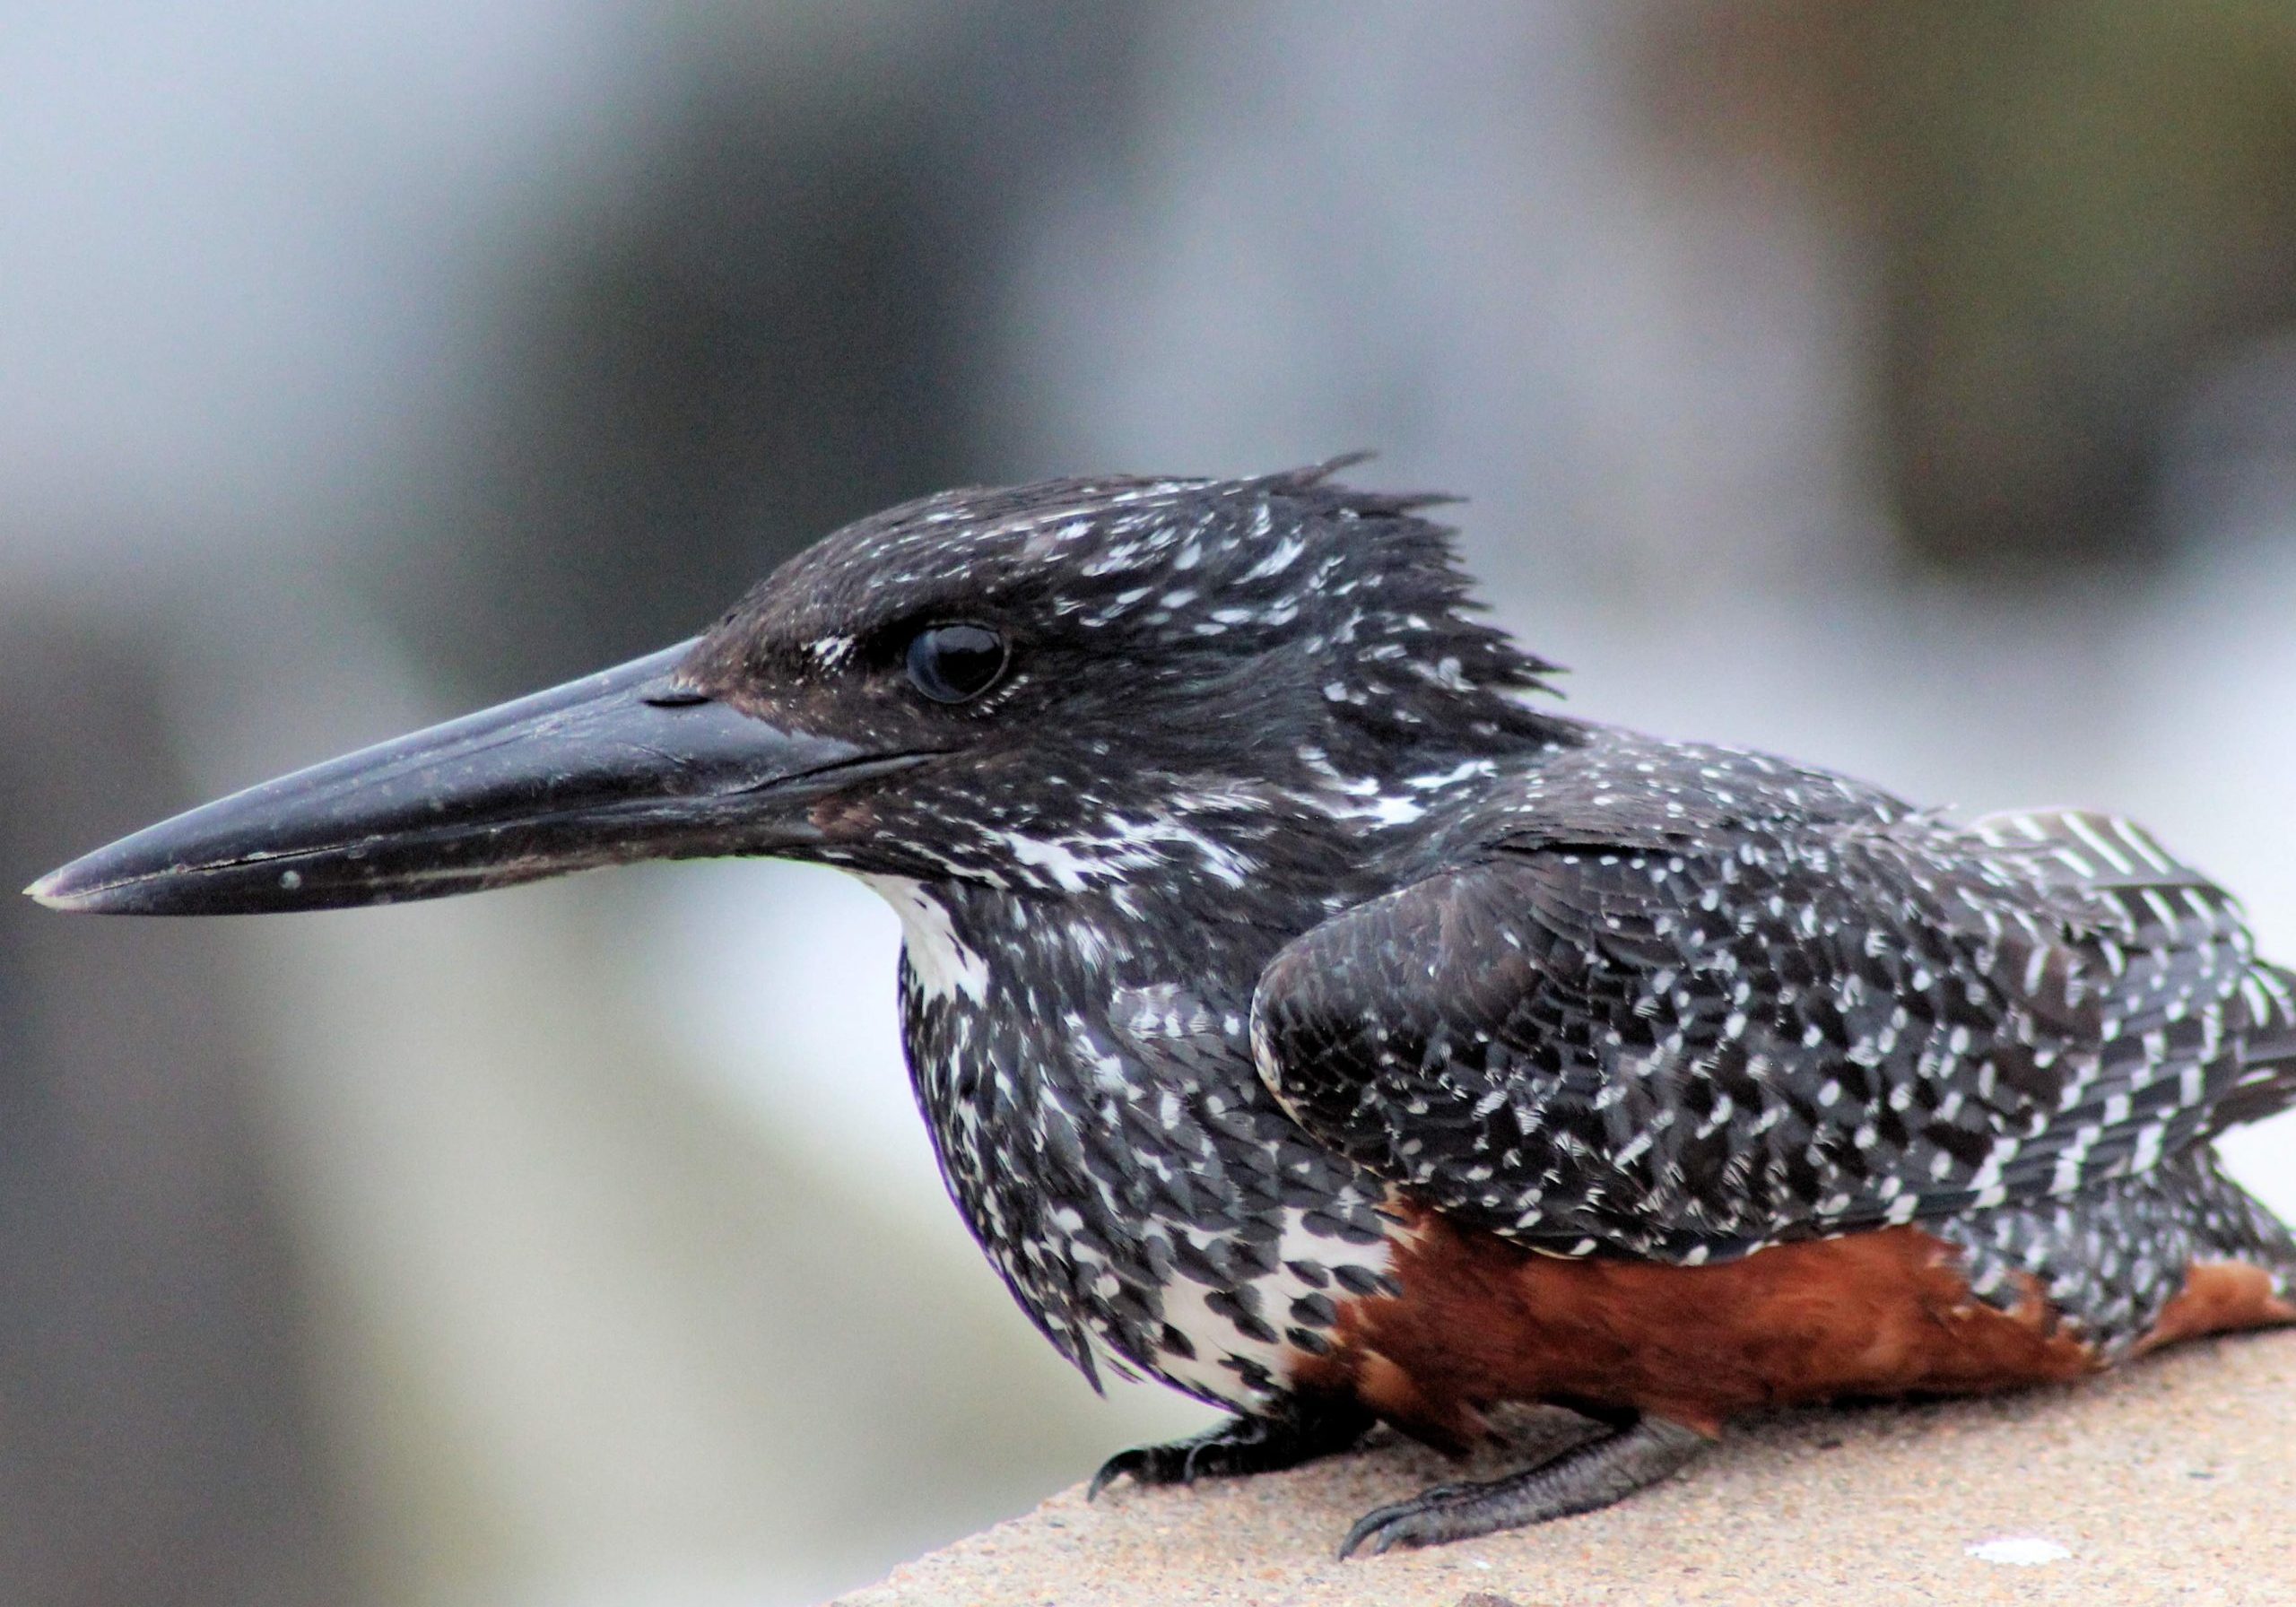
left=905, top=622, right=1008, bottom=703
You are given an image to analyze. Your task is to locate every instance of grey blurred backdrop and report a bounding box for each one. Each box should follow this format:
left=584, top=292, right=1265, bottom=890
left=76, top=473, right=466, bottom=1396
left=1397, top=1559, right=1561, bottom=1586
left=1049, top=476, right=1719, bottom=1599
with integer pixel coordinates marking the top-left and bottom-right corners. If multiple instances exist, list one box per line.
left=6, top=4, right=2296, bottom=1603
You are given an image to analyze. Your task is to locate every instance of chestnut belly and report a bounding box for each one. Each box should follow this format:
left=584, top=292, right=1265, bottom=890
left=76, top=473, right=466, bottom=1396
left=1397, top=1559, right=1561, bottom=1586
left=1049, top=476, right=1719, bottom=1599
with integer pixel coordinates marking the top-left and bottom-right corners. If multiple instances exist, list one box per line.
left=1291, top=1206, right=2293, bottom=1448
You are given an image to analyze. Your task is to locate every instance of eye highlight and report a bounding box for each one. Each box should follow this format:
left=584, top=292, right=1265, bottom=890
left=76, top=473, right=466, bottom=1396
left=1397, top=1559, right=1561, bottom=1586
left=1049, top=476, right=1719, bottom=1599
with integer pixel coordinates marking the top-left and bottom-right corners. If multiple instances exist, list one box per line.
left=905, top=622, right=1008, bottom=704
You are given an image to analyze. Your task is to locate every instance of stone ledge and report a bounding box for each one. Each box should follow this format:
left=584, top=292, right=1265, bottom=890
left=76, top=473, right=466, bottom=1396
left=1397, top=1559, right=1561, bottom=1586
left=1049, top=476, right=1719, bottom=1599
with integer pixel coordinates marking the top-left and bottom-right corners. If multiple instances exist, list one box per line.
left=836, top=1333, right=2294, bottom=1605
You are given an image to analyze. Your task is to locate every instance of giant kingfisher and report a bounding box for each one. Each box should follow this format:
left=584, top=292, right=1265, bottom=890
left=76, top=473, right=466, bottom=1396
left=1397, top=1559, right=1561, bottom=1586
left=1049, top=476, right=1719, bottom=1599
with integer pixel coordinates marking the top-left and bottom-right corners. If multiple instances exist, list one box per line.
left=31, top=463, right=2296, bottom=1555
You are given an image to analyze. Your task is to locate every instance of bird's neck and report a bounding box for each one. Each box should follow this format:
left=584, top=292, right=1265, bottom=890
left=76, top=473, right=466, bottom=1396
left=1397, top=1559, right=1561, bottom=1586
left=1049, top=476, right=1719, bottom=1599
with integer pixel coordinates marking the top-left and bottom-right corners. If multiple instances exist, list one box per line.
left=869, top=860, right=1335, bottom=1103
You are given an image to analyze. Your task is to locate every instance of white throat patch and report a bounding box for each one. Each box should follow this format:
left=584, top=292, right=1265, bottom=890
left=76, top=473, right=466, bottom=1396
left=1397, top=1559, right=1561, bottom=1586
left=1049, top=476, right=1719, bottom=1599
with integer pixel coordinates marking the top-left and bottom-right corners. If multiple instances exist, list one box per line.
left=858, top=874, right=990, bottom=1004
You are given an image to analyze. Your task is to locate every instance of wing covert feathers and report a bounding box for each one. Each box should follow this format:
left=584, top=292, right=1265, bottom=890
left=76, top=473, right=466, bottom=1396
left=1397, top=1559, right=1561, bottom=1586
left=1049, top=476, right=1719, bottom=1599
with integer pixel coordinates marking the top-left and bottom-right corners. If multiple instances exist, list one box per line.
left=1252, top=745, right=2292, bottom=1263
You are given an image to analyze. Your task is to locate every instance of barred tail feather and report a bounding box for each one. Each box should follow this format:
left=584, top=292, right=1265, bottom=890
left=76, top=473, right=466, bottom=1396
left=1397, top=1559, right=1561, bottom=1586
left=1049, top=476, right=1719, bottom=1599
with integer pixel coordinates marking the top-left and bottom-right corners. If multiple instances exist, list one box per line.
left=2214, top=962, right=2296, bottom=1132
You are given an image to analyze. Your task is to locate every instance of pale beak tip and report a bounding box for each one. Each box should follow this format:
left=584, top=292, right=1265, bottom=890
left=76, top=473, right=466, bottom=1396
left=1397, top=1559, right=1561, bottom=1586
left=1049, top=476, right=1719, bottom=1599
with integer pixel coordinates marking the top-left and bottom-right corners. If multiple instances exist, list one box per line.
left=24, top=867, right=96, bottom=911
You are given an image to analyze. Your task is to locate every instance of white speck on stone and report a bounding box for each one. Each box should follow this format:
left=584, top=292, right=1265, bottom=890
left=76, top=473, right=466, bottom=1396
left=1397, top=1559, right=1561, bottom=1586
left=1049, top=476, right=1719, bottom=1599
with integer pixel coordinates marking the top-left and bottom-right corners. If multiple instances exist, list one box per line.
left=1965, top=1536, right=2070, bottom=1566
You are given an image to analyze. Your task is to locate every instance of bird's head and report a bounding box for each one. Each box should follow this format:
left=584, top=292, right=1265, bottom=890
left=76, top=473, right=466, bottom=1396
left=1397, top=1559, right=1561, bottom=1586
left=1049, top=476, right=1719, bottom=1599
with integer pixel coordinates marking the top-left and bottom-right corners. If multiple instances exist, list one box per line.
left=30, top=462, right=1567, bottom=915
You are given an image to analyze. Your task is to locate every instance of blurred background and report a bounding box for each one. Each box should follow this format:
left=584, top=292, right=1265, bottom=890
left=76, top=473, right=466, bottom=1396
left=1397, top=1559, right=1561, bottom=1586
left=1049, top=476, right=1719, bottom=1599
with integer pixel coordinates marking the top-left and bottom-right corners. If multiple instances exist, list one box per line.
left=6, top=4, right=2296, bottom=1603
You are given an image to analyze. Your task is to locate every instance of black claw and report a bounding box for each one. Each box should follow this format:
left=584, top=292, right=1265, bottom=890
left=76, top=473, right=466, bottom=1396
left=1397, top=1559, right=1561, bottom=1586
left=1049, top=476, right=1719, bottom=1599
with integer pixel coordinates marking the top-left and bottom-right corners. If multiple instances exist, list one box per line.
left=1088, top=1398, right=1373, bottom=1503
left=1087, top=1437, right=1205, bottom=1501
left=1084, top=1451, right=1139, bottom=1503
left=1335, top=1481, right=1481, bottom=1559
left=1335, top=1507, right=1401, bottom=1560
left=1336, top=1415, right=1707, bottom=1558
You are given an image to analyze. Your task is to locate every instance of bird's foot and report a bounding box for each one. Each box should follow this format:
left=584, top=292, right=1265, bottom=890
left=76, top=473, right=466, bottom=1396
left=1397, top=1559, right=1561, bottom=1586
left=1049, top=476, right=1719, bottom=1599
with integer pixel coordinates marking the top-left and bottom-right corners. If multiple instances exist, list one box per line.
left=1089, top=1398, right=1373, bottom=1500
left=1338, top=1415, right=1707, bottom=1559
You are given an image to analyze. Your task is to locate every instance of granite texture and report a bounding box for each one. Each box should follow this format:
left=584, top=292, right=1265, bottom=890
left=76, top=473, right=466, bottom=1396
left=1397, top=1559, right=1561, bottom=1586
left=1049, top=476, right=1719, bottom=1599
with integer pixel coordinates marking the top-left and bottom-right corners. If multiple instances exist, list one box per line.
left=836, top=1332, right=2295, bottom=1606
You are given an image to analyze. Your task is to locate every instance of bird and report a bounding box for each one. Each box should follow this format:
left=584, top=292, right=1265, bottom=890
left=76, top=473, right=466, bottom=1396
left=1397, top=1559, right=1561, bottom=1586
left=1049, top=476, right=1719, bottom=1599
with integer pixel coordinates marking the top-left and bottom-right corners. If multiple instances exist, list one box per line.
left=30, top=460, right=2296, bottom=1558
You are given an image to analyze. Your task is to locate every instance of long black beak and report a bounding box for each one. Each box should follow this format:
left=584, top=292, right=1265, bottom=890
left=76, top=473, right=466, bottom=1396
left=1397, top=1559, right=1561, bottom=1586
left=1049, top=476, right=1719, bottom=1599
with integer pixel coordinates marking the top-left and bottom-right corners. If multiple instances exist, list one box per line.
left=29, top=642, right=920, bottom=916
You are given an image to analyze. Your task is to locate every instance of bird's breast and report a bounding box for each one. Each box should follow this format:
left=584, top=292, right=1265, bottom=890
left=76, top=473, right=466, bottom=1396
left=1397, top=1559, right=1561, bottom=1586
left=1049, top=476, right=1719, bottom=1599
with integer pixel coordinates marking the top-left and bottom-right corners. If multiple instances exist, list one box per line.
left=858, top=869, right=1421, bottom=1409
left=1111, top=1204, right=1402, bottom=1407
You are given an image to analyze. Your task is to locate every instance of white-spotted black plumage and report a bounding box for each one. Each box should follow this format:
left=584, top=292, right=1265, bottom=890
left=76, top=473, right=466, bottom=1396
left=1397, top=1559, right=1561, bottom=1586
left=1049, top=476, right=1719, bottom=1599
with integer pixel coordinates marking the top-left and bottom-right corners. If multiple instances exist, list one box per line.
left=1252, top=745, right=2294, bottom=1290
left=666, top=461, right=2296, bottom=1413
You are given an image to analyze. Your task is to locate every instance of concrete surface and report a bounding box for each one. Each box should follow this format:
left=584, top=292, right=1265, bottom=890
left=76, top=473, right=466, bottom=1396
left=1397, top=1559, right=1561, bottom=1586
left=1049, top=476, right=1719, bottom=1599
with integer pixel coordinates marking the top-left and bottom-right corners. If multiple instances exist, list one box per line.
left=834, top=1332, right=2296, bottom=1606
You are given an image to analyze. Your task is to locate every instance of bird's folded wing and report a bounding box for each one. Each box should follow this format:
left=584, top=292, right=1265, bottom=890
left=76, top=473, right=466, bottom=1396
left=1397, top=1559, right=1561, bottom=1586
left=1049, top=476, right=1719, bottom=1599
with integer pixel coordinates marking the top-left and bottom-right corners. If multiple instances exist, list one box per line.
left=1250, top=804, right=2286, bottom=1263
